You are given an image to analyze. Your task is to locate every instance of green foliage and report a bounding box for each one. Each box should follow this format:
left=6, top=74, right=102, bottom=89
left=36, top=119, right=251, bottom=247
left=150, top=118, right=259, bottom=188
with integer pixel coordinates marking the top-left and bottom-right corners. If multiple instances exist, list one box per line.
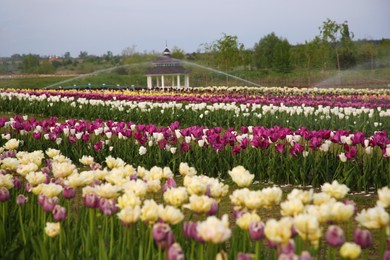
left=213, top=33, right=244, bottom=72
left=22, top=54, right=40, bottom=73
left=253, top=33, right=292, bottom=73
left=319, top=19, right=355, bottom=70
left=171, top=46, right=185, bottom=59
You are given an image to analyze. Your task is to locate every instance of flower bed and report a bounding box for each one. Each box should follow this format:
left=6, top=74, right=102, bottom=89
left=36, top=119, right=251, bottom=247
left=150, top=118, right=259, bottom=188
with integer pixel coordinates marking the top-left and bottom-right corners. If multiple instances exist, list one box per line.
left=1, top=141, right=390, bottom=259
left=1, top=116, right=389, bottom=191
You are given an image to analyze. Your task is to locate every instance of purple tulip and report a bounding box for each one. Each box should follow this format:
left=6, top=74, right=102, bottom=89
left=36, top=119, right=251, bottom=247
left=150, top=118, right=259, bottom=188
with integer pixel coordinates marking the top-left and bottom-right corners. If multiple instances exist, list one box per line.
left=289, top=142, right=305, bottom=157
left=52, top=205, right=67, bottom=222
left=84, top=193, right=99, bottom=208
left=153, top=222, right=171, bottom=242
left=93, top=141, right=104, bottom=152
left=90, top=162, right=102, bottom=170
left=162, top=178, right=177, bottom=193
left=206, top=199, right=218, bottom=216
left=384, top=251, right=390, bottom=260
left=278, top=253, right=298, bottom=260
left=98, top=198, right=118, bottom=216
left=152, top=222, right=175, bottom=249
left=42, top=196, right=58, bottom=212
left=166, top=243, right=184, bottom=260
left=299, top=251, right=312, bottom=260
left=13, top=177, right=22, bottom=189
left=267, top=239, right=278, bottom=249
left=41, top=166, right=51, bottom=175
left=249, top=221, right=265, bottom=240
left=345, top=146, right=357, bottom=159
left=279, top=239, right=295, bottom=255
left=69, top=136, right=77, bottom=143
left=63, top=186, right=76, bottom=199
left=33, top=131, right=42, bottom=140
left=275, top=143, right=285, bottom=154
left=354, top=228, right=372, bottom=249
left=236, top=252, right=254, bottom=260
left=325, top=225, right=345, bottom=247
left=16, top=194, right=28, bottom=205
left=180, top=142, right=190, bottom=153
left=0, top=187, right=10, bottom=202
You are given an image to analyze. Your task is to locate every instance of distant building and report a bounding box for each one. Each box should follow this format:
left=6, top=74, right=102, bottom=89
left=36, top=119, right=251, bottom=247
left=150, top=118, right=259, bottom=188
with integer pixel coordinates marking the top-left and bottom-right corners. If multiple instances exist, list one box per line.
left=145, top=48, right=189, bottom=89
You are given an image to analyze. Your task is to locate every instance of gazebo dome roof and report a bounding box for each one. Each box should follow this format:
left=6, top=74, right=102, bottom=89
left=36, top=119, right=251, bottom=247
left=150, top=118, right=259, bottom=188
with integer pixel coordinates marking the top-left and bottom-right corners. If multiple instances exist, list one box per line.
left=146, top=47, right=189, bottom=75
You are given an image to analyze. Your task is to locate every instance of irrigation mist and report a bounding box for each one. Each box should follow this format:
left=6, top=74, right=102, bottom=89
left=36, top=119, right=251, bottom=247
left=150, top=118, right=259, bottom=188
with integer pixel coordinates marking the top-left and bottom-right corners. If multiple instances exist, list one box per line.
left=45, top=60, right=266, bottom=89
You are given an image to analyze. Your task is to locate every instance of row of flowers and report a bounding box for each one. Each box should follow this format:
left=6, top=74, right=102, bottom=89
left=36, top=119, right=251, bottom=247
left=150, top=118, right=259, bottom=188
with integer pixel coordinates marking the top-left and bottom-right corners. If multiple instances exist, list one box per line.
left=1, top=143, right=390, bottom=259
left=0, top=91, right=389, bottom=133
left=190, top=85, right=390, bottom=96
left=3, top=88, right=390, bottom=108
left=1, top=115, right=389, bottom=190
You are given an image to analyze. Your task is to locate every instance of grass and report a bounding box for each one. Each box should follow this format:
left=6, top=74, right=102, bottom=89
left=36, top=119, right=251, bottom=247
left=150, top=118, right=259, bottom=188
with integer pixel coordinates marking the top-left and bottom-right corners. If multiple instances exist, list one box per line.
left=1, top=66, right=390, bottom=89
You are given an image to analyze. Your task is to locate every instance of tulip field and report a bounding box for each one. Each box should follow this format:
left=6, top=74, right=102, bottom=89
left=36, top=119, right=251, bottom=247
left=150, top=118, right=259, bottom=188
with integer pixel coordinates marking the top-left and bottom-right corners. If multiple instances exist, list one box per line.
left=0, top=86, right=390, bottom=259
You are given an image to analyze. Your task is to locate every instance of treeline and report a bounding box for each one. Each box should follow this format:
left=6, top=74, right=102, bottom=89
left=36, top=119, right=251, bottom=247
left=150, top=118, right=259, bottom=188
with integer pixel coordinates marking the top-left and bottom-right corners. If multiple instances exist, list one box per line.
left=0, top=19, right=389, bottom=84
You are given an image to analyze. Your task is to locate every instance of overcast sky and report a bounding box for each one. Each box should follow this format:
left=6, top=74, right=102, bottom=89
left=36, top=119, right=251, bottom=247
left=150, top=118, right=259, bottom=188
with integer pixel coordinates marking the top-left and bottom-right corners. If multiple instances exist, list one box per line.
left=1, top=0, right=389, bottom=57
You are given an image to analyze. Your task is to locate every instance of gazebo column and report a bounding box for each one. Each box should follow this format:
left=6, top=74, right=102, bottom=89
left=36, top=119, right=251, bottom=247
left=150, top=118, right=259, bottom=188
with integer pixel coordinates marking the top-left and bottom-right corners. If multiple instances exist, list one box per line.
left=147, top=76, right=152, bottom=89
left=177, top=75, right=181, bottom=88
left=185, top=75, right=189, bottom=88
left=161, top=75, right=165, bottom=90
left=156, top=77, right=160, bottom=88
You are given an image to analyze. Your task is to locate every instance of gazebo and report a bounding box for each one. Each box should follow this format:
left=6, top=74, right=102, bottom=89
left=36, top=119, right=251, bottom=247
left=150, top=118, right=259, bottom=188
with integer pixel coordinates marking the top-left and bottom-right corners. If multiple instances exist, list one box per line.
left=145, top=48, right=189, bottom=89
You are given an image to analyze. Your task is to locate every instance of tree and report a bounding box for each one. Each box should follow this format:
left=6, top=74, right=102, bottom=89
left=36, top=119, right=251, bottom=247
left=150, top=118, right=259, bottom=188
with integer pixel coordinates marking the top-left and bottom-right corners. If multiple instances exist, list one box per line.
left=273, top=38, right=292, bottom=73
left=214, top=33, right=244, bottom=73
left=37, top=61, right=56, bottom=74
left=64, top=52, right=71, bottom=59
left=319, top=19, right=355, bottom=70
left=253, top=33, right=292, bottom=73
left=171, top=46, right=185, bottom=59
left=22, top=54, right=40, bottom=73
left=358, top=42, right=376, bottom=69
left=79, top=51, right=88, bottom=59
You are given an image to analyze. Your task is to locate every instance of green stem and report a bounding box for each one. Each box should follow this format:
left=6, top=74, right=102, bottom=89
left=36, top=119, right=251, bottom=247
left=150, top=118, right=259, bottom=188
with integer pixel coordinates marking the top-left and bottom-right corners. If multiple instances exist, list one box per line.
left=146, top=228, right=153, bottom=260
left=18, top=206, right=27, bottom=245
left=200, top=243, right=204, bottom=260
left=255, top=241, right=260, bottom=260
left=190, top=240, right=195, bottom=260
left=109, top=217, right=114, bottom=259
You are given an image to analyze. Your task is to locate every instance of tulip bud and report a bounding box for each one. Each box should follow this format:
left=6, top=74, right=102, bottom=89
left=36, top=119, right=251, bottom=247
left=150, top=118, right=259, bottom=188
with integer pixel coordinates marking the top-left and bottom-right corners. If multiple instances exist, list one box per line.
left=207, top=200, right=218, bottom=216
left=299, top=251, right=312, bottom=260
left=42, top=196, right=58, bottom=212
left=53, top=205, right=67, bottom=222
left=90, top=162, right=102, bottom=170
left=354, top=228, right=372, bottom=249
left=267, top=239, right=278, bottom=249
left=16, top=194, right=28, bottom=205
left=63, top=186, right=76, bottom=199
left=99, top=198, right=117, bottom=216
left=279, top=239, right=295, bottom=255
left=13, top=177, right=22, bottom=189
left=84, top=193, right=99, bottom=208
left=0, top=187, right=10, bottom=202
left=152, top=222, right=171, bottom=242
left=25, top=183, right=32, bottom=193
left=153, top=222, right=175, bottom=249
left=166, top=243, right=184, bottom=260
left=249, top=221, right=265, bottom=240
left=236, top=252, right=254, bottom=260
left=326, top=225, right=345, bottom=247
left=384, top=250, right=390, bottom=260
left=162, top=178, right=177, bottom=193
